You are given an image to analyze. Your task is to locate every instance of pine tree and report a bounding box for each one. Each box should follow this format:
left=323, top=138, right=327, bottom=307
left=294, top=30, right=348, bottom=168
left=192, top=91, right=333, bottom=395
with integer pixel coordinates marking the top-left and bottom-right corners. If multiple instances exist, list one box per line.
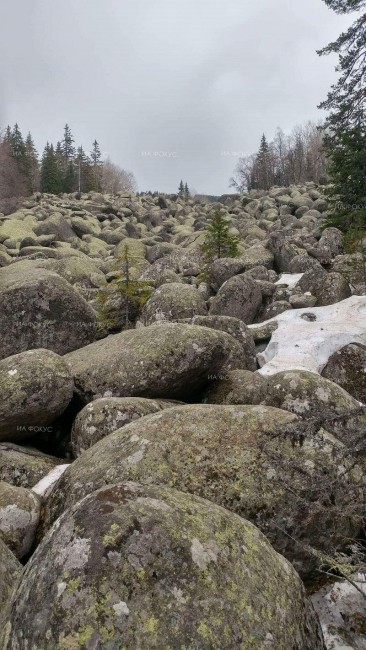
left=318, top=0, right=366, bottom=233
left=318, top=0, right=366, bottom=135
left=90, top=140, right=102, bottom=191
left=201, top=211, right=240, bottom=262
left=4, top=126, right=12, bottom=145
left=97, top=243, right=153, bottom=331
left=255, top=134, right=273, bottom=190
left=76, top=146, right=94, bottom=193
left=24, top=132, right=39, bottom=193
left=10, top=124, right=27, bottom=165
left=178, top=180, right=185, bottom=196
left=41, top=143, right=62, bottom=194
left=325, top=123, right=366, bottom=232
left=61, top=124, right=75, bottom=163
left=184, top=182, right=190, bottom=199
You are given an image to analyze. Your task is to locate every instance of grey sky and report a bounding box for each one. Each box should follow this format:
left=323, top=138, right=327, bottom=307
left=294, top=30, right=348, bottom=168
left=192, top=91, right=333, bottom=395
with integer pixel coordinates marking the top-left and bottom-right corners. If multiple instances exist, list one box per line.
left=0, top=0, right=353, bottom=194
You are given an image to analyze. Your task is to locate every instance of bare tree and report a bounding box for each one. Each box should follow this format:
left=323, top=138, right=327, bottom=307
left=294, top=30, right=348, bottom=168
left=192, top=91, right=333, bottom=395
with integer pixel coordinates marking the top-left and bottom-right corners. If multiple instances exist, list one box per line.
left=231, top=121, right=328, bottom=191
left=101, top=158, right=137, bottom=195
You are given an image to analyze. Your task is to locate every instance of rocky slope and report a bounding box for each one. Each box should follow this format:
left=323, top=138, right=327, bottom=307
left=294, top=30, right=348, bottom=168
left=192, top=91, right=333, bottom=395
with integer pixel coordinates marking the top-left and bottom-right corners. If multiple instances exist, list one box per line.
left=0, top=184, right=365, bottom=648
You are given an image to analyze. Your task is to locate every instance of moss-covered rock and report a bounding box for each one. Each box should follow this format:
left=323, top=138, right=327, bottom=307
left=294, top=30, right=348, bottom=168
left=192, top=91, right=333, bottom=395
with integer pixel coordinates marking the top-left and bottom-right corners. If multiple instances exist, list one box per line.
left=0, top=481, right=41, bottom=558
left=0, top=349, right=74, bottom=442
left=0, top=261, right=97, bottom=359
left=65, top=323, right=245, bottom=402
left=204, top=370, right=267, bottom=404
left=4, top=483, right=325, bottom=649
left=141, top=282, right=207, bottom=324
left=180, top=314, right=257, bottom=371
left=43, top=256, right=105, bottom=288
left=42, top=404, right=360, bottom=577
left=210, top=275, right=262, bottom=324
left=0, top=538, right=22, bottom=628
left=71, top=397, right=181, bottom=456
left=263, top=370, right=359, bottom=420
left=322, top=343, right=366, bottom=404
left=0, top=443, right=60, bottom=489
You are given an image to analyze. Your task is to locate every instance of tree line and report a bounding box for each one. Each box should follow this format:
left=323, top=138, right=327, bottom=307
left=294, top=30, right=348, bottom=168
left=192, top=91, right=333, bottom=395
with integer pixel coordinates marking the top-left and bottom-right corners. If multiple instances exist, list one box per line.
left=232, top=0, right=365, bottom=241
left=0, top=123, right=137, bottom=205
left=230, top=121, right=328, bottom=192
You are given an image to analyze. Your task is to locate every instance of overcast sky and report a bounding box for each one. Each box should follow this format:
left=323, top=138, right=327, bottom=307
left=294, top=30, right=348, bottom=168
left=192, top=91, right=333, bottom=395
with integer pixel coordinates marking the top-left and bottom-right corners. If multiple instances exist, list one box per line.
left=0, top=0, right=353, bottom=194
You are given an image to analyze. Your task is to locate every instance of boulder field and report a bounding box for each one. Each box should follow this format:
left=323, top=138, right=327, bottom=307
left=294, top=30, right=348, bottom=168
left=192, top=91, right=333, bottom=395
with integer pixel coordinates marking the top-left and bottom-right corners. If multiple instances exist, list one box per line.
left=0, top=184, right=365, bottom=648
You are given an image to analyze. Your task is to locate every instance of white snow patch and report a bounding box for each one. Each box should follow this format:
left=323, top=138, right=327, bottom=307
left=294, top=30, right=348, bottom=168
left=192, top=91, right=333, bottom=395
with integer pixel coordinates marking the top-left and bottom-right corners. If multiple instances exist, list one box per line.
left=31, top=464, right=70, bottom=499
left=275, top=273, right=304, bottom=289
left=8, top=369, right=17, bottom=376
left=311, top=575, right=366, bottom=650
left=249, top=296, right=366, bottom=376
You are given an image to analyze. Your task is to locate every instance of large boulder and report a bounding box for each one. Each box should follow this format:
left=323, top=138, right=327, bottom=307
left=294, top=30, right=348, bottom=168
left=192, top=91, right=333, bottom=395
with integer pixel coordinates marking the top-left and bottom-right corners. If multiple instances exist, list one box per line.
left=210, top=275, right=262, bottom=324
left=0, top=443, right=60, bottom=489
left=298, top=268, right=351, bottom=306
left=180, top=315, right=257, bottom=371
left=43, top=255, right=105, bottom=288
left=65, top=323, right=245, bottom=403
left=262, top=370, right=361, bottom=437
left=209, top=257, right=247, bottom=291
left=4, top=483, right=325, bottom=649
left=33, top=213, right=76, bottom=242
left=204, top=370, right=267, bottom=404
left=71, top=397, right=180, bottom=456
left=43, top=404, right=361, bottom=577
left=0, top=538, right=22, bottom=628
left=322, top=343, right=366, bottom=404
left=0, top=349, right=74, bottom=442
left=0, top=481, right=41, bottom=559
left=141, top=282, right=207, bottom=324
left=0, top=262, right=97, bottom=359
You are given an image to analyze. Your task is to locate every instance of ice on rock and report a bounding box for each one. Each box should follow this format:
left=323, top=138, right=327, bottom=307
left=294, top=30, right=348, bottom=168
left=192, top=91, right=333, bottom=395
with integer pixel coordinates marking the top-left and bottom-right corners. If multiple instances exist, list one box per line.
left=250, top=296, right=366, bottom=376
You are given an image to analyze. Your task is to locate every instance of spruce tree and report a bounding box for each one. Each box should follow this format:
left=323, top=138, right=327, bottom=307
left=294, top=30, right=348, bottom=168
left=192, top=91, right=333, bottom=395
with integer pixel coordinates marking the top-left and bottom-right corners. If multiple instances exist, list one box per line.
left=255, top=134, right=273, bottom=190
left=318, top=0, right=366, bottom=232
left=184, top=182, right=190, bottom=199
left=318, top=0, right=366, bottom=135
left=76, top=146, right=93, bottom=193
left=10, top=124, right=27, bottom=165
left=24, top=132, right=39, bottom=193
left=61, top=124, right=75, bottom=162
left=97, top=243, right=153, bottom=331
left=178, top=180, right=185, bottom=196
left=41, top=143, right=62, bottom=194
left=60, top=124, right=76, bottom=192
left=90, top=140, right=102, bottom=191
left=201, top=211, right=240, bottom=262
left=325, top=123, right=366, bottom=232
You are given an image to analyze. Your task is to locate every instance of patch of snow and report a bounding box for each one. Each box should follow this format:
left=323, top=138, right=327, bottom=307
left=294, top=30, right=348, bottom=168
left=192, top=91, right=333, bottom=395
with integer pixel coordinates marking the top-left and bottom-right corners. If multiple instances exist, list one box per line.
left=31, top=464, right=69, bottom=499
left=275, top=273, right=304, bottom=289
left=250, top=296, right=366, bottom=376
left=311, top=575, right=366, bottom=650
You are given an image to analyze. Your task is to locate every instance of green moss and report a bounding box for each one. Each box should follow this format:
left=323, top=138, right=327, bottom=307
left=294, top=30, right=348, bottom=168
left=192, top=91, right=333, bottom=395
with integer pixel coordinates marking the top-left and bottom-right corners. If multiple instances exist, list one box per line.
left=143, top=617, right=159, bottom=633
left=76, top=625, right=94, bottom=645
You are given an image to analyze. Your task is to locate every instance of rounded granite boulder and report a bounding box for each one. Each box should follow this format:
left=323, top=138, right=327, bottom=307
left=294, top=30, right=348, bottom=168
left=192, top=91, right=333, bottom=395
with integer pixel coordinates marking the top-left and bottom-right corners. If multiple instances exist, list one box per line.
left=0, top=349, right=74, bottom=442
left=0, top=538, right=22, bottom=629
left=141, top=282, right=208, bottom=324
left=71, top=397, right=180, bottom=457
left=2, top=483, right=325, bottom=649
left=0, top=261, right=97, bottom=359
left=0, top=481, right=41, bottom=559
left=64, top=323, right=245, bottom=403
left=42, top=404, right=362, bottom=577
